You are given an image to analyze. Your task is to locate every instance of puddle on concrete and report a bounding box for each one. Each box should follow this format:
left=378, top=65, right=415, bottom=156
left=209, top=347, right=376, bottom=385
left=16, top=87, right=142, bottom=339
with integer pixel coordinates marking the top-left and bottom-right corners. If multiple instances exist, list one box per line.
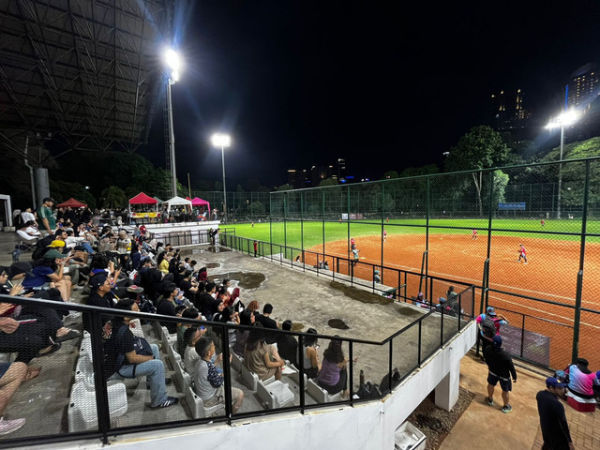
left=328, top=318, right=349, bottom=330
left=208, top=271, right=266, bottom=289
left=329, top=281, right=393, bottom=305
left=395, top=305, right=423, bottom=318
left=207, top=246, right=231, bottom=253
left=291, top=322, right=304, bottom=332
left=205, top=263, right=220, bottom=268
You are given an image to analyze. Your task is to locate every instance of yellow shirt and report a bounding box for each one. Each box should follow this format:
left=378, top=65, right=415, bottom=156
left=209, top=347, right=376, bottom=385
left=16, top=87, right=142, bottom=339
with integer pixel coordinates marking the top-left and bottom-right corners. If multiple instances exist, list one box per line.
left=158, top=259, right=169, bottom=274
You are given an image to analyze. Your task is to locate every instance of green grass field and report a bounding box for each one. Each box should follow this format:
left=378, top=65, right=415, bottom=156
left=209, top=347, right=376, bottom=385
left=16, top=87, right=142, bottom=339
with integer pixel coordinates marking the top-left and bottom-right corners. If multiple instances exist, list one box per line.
left=222, top=218, right=600, bottom=251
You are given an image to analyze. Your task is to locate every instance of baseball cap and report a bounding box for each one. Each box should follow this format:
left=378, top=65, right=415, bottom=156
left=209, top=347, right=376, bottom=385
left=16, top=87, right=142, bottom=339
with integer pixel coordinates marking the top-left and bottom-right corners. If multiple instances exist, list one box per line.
left=486, top=306, right=497, bottom=316
left=47, top=240, right=66, bottom=248
left=492, top=335, right=502, bottom=347
left=44, top=249, right=67, bottom=259
left=90, top=274, right=108, bottom=289
left=546, top=377, right=566, bottom=388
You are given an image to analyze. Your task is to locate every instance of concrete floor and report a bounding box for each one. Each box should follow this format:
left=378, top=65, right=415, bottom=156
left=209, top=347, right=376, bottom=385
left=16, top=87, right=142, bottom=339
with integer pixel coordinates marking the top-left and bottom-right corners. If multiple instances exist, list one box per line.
left=0, top=233, right=461, bottom=443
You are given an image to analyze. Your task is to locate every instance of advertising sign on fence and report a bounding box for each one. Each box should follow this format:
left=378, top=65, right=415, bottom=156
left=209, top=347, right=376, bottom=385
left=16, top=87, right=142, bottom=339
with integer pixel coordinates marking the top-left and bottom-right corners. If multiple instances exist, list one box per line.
left=498, top=202, right=526, bottom=211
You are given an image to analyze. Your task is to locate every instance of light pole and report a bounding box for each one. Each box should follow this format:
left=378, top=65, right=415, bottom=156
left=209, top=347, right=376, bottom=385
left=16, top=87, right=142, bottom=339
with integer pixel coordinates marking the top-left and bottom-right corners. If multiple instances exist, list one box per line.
left=545, top=108, right=580, bottom=219
left=163, top=48, right=183, bottom=198
left=211, top=133, right=231, bottom=223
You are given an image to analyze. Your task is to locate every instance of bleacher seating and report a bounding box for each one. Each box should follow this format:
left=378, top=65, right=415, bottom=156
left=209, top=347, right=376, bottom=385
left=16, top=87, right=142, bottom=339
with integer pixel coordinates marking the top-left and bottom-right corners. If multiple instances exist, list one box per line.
left=68, top=381, right=128, bottom=432
left=257, top=379, right=295, bottom=409
left=184, top=386, right=225, bottom=419
left=173, top=359, right=191, bottom=392
left=306, top=378, right=342, bottom=403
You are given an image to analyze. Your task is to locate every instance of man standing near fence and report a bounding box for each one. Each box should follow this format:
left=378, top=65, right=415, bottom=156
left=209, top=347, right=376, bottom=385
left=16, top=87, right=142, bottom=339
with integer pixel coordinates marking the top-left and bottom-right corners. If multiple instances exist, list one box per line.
left=536, top=377, right=574, bottom=450
left=483, top=335, right=517, bottom=414
left=253, top=240, right=258, bottom=257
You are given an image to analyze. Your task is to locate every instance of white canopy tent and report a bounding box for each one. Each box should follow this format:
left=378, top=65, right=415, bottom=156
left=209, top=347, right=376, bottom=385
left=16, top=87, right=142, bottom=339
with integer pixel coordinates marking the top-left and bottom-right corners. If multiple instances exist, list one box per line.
left=166, top=196, right=192, bottom=212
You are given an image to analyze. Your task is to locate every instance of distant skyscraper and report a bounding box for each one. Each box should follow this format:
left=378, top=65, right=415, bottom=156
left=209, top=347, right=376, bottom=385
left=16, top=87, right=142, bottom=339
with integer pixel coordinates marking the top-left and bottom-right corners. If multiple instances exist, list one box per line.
left=336, top=157, right=346, bottom=180
left=567, top=63, right=599, bottom=108
left=287, top=169, right=302, bottom=188
left=490, top=89, right=529, bottom=131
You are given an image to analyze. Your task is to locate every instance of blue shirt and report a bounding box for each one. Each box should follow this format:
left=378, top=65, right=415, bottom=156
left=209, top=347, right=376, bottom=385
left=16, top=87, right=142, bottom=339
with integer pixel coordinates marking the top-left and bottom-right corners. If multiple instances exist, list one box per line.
left=22, top=266, right=54, bottom=288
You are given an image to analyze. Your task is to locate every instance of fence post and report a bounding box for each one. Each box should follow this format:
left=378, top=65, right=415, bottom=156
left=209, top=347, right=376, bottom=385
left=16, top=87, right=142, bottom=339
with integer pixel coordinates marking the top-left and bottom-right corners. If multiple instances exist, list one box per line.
left=298, top=335, right=305, bottom=413
left=89, top=312, right=111, bottom=444
left=322, top=190, right=326, bottom=256
left=221, top=324, right=233, bottom=424
left=349, top=341, right=354, bottom=406
left=520, top=315, right=525, bottom=358
left=269, top=194, right=273, bottom=260
left=484, top=170, right=495, bottom=310
left=283, top=192, right=288, bottom=260
left=572, top=159, right=590, bottom=362
left=347, top=185, right=351, bottom=263
left=417, top=319, right=423, bottom=367
left=301, top=192, right=305, bottom=271
left=425, top=176, right=430, bottom=280
left=388, top=339, right=393, bottom=395
left=440, top=303, right=445, bottom=346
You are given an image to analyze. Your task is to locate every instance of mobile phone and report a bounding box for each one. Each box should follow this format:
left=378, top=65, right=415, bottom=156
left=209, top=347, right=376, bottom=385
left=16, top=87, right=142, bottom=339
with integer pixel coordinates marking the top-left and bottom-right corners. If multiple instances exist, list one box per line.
left=18, top=319, right=37, bottom=324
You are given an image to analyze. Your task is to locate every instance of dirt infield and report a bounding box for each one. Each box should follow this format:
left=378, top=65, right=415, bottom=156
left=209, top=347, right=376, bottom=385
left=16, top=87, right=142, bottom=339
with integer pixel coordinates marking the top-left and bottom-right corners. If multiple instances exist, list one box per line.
left=305, top=234, right=600, bottom=369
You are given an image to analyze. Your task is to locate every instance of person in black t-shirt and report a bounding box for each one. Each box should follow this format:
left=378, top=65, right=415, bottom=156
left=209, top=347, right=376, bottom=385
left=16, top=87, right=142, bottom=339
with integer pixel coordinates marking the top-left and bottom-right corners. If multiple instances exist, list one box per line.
left=87, top=274, right=115, bottom=309
left=105, top=299, right=177, bottom=409
left=157, top=284, right=178, bottom=334
left=536, top=377, right=573, bottom=450
left=276, top=320, right=298, bottom=367
left=256, top=303, right=279, bottom=344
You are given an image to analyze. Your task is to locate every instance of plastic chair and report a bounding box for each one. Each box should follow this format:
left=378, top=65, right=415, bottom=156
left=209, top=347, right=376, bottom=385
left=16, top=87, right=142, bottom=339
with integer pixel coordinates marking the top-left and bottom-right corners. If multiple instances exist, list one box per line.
left=231, top=351, right=243, bottom=373
left=257, top=379, right=295, bottom=409
left=67, top=382, right=128, bottom=432
left=173, top=359, right=191, bottom=392
left=306, top=378, right=342, bottom=403
left=185, top=386, right=225, bottom=419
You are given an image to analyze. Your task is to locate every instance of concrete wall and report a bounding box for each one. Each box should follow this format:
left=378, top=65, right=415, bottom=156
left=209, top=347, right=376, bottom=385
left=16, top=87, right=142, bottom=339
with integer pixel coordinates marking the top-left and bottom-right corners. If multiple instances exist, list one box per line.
left=50, top=322, right=476, bottom=450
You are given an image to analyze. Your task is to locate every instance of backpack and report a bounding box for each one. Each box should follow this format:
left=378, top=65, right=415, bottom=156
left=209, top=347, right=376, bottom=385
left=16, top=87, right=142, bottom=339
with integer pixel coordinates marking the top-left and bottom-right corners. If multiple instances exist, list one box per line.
left=112, top=324, right=154, bottom=377
left=32, top=235, right=55, bottom=260
left=480, top=315, right=496, bottom=339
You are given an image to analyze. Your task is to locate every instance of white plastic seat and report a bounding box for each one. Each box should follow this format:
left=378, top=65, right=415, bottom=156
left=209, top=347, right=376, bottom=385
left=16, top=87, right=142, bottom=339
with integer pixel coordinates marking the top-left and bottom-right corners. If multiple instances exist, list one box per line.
left=257, top=379, right=295, bottom=409
left=128, top=319, right=144, bottom=338
left=167, top=342, right=181, bottom=370
left=240, top=363, right=274, bottom=391
left=68, top=382, right=128, bottom=432
left=75, top=355, right=94, bottom=382
left=161, top=326, right=178, bottom=352
left=173, top=359, right=191, bottom=392
left=231, top=351, right=243, bottom=373
left=288, top=370, right=307, bottom=390
left=306, top=378, right=342, bottom=403
left=80, top=338, right=92, bottom=359
left=185, top=386, right=225, bottom=419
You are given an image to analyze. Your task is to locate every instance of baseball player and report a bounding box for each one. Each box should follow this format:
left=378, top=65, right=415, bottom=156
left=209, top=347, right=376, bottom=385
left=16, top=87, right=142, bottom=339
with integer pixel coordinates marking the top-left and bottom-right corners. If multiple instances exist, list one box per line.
left=518, top=243, right=528, bottom=264
left=540, top=219, right=545, bottom=227
left=383, top=229, right=387, bottom=241
left=472, top=229, right=478, bottom=240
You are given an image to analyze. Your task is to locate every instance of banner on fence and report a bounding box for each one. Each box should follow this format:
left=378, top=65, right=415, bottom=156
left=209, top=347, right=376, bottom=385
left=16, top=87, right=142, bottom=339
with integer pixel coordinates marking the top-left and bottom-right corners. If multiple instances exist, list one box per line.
left=498, top=202, right=526, bottom=211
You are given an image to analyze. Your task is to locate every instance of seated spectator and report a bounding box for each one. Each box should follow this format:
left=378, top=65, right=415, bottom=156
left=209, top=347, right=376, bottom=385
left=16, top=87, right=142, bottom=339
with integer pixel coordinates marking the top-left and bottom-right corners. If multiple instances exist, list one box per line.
left=183, top=326, right=206, bottom=370
left=193, top=337, right=244, bottom=412
left=566, top=358, right=597, bottom=399
left=229, top=287, right=244, bottom=313
left=243, top=324, right=285, bottom=381
left=256, top=303, right=279, bottom=344
left=246, top=300, right=260, bottom=317
left=87, top=274, right=115, bottom=309
left=177, top=307, right=203, bottom=356
left=157, top=284, right=179, bottom=334
left=16, top=221, right=40, bottom=242
left=22, top=251, right=72, bottom=301
left=0, top=361, right=41, bottom=434
left=302, top=328, right=320, bottom=378
left=157, top=252, right=171, bottom=275
left=277, top=320, right=298, bottom=367
left=317, top=338, right=349, bottom=397
left=106, top=299, right=178, bottom=408
left=233, top=309, right=255, bottom=356
left=197, top=267, right=208, bottom=282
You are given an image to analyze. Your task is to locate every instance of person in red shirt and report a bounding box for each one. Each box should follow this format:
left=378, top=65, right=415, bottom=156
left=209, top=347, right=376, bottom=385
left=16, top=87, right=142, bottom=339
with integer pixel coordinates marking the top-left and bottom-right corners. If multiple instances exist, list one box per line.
left=383, top=230, right=387, bottom=241
left=472, top=229, right=478, bottom=240
left=253, top=240, right=258, bottom=257
left=540, top=219, right=545, bottom=227
left=518, top=243, right=528, bottom=264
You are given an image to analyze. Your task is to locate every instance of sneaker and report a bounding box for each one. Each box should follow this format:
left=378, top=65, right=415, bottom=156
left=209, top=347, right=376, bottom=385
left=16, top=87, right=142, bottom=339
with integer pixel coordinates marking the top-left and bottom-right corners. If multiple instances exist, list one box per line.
left=0, top=417, right=26, bottom=435
left=151, top=396, right=178, bottom=409
left=486, top=397, right=494, bottom=406
left=501, top=404, right=512, bottom=414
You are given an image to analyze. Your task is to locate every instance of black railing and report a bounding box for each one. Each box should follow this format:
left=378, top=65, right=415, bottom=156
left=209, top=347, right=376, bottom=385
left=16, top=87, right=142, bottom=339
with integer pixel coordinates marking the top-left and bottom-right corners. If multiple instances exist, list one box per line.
left=0, top=288, right=474, bottom=448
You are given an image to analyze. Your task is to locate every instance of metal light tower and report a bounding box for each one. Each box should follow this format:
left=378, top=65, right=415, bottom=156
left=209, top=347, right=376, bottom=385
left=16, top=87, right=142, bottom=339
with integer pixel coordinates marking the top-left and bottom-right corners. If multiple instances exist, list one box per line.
left=163, top=48, right=183, bottom=198
left=211, top=133, right=232, bottom=223
left=545, top=108, right=580, bottom=219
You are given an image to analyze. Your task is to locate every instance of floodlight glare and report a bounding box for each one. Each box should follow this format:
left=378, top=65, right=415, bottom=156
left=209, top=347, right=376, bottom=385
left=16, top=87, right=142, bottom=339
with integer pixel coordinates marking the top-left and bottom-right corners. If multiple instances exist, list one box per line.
left=545, top=109, right=580, bottom=129
left=163, top=48, right=183, bottom=84
left=211, top=133, right=231, bottom=148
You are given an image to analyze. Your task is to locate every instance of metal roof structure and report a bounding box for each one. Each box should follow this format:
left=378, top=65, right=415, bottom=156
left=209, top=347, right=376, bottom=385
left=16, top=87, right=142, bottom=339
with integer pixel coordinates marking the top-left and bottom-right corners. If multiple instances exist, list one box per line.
left=0, top=0, right=171, bottom=157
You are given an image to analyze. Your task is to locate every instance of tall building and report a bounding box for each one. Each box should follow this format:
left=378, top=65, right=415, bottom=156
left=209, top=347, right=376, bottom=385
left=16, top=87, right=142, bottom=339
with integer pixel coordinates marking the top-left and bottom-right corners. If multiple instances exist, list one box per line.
left=567, top=63, right=600, bottom=108
left=490, top=89, right=530, bottom=131
left=336, top=157, right=346, bottom=180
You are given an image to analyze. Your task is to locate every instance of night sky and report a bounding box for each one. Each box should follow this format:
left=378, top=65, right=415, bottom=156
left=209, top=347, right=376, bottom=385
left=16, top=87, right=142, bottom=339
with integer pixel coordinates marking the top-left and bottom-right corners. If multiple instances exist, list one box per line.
left=139, top=0, right=600, bottom=188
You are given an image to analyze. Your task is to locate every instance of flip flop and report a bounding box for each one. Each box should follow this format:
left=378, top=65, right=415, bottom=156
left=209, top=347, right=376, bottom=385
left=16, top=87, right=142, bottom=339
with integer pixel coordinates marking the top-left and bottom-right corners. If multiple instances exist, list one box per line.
left=37, top=342, right=61, bottom=358
left=56, top=329, right=81, bottom=342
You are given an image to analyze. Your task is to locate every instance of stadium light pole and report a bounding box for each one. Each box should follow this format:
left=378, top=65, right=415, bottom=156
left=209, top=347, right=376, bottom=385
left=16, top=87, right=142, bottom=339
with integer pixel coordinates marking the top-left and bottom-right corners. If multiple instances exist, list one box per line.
left=163, top=48, right=183, bottom=198
left=211, top=133, right=232, bottom=223
left=545, top=108, right=580, bottom=219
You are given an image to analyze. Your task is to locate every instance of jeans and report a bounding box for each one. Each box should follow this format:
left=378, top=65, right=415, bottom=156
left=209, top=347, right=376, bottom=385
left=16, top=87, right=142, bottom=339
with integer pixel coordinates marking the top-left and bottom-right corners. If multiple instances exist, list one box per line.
left=113, top=344, right=167, bottom=407
left=79, top=241, right=95, bottom=254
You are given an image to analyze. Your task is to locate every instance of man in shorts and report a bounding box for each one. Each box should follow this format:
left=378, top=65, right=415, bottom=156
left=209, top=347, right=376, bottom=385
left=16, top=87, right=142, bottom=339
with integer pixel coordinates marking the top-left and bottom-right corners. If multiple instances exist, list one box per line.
left=483, top=335, right=517, bottom=413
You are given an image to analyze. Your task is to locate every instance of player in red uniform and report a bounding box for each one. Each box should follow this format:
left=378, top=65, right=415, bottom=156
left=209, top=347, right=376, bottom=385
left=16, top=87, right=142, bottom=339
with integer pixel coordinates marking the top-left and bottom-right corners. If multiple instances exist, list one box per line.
left=383, top=229, right=387, bottom=241
left=472, top=229, right=478, bottom=240
left=540, top=219, right=545, bottom=227
left=518, top=243, right=527, bottom=264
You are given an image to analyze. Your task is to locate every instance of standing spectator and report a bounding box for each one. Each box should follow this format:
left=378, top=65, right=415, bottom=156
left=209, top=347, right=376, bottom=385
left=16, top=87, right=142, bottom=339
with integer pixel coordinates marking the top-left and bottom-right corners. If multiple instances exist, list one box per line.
left=38, top=197, right=56, bottom=236
left=253, top=240, right=258, bottom=257
left=277, top=320, right=298, bottom=367
left=536, top=377, right=574, bottom=450
left=317, top=338, right=349, bottom=397
left=483, top=335, right=517, bottom=413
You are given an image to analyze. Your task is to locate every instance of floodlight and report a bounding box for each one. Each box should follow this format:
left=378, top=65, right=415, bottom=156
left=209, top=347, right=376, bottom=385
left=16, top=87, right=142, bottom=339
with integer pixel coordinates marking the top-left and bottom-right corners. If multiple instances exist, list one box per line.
left=211, top=133, right=231, bottom=148
left=163, top=48, right=183, bottom=83
left=545, top=109, right=580, bottom=130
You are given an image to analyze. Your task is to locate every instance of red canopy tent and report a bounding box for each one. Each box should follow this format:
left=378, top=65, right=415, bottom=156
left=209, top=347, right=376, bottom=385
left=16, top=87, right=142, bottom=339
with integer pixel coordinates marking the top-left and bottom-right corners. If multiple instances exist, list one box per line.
left=129, top=192, right=158, bottom=205
left=186, top=197, right=211, bottom=216
left=57, top=197, right=87, bottom=208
